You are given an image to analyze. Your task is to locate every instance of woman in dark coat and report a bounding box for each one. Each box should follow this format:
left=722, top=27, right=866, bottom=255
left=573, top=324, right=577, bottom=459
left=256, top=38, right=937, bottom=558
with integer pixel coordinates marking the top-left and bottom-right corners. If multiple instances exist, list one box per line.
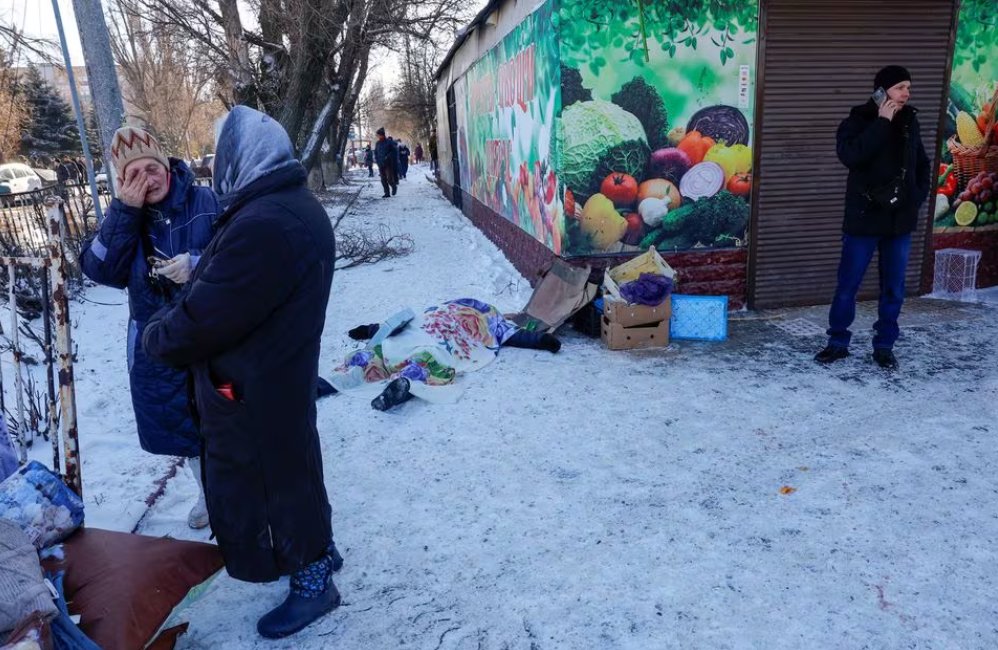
left=81, top=127, right=218, bottom=530
left=815, top=65, right=930, bottom=371
left=142, top=106, right=342, bottom=639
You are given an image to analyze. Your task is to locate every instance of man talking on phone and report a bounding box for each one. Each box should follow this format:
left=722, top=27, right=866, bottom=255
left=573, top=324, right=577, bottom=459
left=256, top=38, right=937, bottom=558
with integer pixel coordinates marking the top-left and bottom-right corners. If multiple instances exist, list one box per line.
left=81, top=126, right=218, bottom=523
left=814, top=65, right=931, bottom=371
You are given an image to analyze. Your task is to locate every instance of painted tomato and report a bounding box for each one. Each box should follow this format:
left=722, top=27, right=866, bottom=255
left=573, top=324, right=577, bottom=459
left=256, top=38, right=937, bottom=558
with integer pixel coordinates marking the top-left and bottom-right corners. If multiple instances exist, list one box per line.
left=564, top=189, right=576, bottom=219
left=727, top=173, right=752, bottom=196
left=544, top=170, right=557, bottom=204
left=600, top=173, right=639, bottom=208
left=622, top=212, right=645, bottom=245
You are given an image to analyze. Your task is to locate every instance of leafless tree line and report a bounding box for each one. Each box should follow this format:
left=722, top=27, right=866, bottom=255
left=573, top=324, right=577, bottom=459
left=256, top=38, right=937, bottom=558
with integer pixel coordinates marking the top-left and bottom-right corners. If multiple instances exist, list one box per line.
left=114, top=0, right=470, bottom=182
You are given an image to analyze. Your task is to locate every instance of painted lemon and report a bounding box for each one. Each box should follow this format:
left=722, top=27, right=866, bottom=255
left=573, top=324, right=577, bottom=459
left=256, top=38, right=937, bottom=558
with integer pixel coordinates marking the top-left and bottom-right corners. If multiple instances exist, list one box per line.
left=954, top=201, right=978, bottom=226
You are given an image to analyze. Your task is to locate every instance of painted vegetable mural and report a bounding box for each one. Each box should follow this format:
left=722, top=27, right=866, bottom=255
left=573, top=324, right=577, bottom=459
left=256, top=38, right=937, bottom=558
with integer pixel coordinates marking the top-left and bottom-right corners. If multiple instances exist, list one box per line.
left=453, top=0, right=564, bottom=252
left=558, top=0, right=759, bottom=255
left=933, top=0, right=998, bottom=231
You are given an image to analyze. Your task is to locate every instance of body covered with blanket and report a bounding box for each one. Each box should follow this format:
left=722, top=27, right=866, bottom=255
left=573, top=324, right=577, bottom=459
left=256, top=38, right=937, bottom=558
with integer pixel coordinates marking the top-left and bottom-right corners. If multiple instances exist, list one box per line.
left=329, top=299, right=559, bottom=407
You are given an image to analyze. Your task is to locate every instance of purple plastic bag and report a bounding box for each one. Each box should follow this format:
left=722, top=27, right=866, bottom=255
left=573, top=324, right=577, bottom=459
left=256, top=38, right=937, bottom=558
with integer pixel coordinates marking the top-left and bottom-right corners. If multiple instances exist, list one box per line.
left=619, top=273, right=673, bottom=306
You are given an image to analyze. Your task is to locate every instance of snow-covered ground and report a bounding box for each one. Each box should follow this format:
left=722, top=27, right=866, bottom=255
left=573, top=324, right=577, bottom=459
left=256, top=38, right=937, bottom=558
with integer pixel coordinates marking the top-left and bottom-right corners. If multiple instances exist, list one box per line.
left=15, top=165, right=998, bottom=648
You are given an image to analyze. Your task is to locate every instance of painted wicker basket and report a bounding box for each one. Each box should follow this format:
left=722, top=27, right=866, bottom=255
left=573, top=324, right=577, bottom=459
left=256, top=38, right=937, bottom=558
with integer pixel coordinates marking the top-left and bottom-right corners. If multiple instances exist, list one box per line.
left=947, top=89, right=998, bottom=190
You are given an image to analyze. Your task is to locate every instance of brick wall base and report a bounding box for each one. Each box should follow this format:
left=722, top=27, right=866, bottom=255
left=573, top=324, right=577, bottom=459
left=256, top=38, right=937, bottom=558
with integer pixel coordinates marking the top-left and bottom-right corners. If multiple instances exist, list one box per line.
left=439, top=180, right=749, bottom=308
left=925, top=227, right=998, bottom=292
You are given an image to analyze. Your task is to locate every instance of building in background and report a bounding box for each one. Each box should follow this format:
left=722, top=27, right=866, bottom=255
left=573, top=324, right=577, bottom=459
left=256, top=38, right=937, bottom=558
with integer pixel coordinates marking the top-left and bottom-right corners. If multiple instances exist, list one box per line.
left=434, top=0, right=997, bottom=308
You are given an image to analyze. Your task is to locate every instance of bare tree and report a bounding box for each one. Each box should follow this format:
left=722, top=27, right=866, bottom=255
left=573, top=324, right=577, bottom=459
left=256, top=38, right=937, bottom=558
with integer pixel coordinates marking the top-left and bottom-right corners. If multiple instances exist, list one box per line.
left=0, top=50, right=28, bottom=162
left=125, top=0, right=470, bottom=182
left=106, top=0, right=221, bottom=157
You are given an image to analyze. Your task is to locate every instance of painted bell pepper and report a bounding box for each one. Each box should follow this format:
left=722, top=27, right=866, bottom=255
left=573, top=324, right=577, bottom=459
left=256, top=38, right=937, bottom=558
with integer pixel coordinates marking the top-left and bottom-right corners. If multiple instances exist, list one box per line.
left=937, top=164, right=957, bottom=197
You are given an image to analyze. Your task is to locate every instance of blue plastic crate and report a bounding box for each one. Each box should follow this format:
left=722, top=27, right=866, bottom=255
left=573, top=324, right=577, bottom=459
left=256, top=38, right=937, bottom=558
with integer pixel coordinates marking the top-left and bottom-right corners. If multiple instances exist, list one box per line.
left=669, top=294, right=728, bottom=341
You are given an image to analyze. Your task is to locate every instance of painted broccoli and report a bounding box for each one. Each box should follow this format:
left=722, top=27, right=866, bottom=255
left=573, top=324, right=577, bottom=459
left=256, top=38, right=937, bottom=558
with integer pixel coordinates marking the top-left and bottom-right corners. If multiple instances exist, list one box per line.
left=611, top=77, right=670, bottom=151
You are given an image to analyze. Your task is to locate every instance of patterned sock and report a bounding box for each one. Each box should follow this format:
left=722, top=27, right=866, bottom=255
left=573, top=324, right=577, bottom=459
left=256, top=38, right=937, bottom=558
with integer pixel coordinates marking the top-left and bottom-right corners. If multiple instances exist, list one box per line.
left=290, top=553, right=333, bottom=599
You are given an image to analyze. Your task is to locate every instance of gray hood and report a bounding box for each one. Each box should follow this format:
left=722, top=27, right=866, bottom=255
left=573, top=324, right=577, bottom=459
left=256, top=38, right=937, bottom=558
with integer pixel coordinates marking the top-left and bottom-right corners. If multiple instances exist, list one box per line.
left=213, top=105, right=301, bottom=199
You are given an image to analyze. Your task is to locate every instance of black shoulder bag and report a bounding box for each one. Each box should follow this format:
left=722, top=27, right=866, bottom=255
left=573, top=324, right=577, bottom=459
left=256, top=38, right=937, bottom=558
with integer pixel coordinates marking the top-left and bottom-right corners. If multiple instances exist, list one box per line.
left=864, top=121, right=911, bottom=210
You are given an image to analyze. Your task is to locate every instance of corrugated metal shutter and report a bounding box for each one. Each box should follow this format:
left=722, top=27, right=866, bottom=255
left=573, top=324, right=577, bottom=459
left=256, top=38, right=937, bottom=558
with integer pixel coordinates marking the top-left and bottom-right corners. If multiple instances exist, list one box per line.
left=749, top=0, right=957, bottom=308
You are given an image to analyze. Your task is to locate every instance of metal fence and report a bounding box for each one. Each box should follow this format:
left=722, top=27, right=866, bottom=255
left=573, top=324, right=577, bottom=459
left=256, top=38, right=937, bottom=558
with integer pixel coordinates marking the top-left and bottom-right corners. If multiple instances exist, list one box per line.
left=1, top=197, right=82, bottom=495
left=0, top=182, right=107, bottom=268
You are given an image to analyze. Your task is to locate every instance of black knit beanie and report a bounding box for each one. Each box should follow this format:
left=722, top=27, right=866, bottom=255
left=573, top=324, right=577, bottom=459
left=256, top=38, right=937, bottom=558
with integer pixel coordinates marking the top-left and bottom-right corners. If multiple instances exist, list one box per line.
left=874, top=65, right=911, bottom=91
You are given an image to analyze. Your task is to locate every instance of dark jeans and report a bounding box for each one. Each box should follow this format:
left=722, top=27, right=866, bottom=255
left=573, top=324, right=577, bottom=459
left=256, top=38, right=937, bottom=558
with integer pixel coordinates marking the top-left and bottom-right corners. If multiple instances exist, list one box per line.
left=826, top=232, right=912, bottom=351
left=367, top=164, right=373, bottom=177
left=379, top=165, right=398, bottom=195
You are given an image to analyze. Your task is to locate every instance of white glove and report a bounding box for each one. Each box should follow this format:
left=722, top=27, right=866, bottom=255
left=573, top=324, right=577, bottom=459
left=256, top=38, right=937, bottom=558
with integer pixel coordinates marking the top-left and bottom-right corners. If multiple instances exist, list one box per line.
left=155, top=252, right=192, bottom=284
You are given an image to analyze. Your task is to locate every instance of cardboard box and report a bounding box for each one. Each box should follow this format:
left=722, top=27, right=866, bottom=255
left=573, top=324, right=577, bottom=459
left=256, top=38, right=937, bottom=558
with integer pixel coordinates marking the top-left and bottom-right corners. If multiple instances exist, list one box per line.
left=603, top=247, right=676, bottom=302
left=603, top=296, right=671, bottom=328
left=601, top=317, right=670, bottom=350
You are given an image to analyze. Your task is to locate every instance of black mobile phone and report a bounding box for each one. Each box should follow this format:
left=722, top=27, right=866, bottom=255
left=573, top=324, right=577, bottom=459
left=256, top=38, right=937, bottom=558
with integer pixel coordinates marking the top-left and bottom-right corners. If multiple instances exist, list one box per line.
left=872, top=87, right=887, bottom=107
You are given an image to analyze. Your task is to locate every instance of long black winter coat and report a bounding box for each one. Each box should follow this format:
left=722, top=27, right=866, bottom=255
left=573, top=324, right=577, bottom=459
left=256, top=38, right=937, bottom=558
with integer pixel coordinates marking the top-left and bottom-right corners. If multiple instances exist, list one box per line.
left=142, top=161, right=335, bottom=582
left=836, top=101, right=931, bottom=237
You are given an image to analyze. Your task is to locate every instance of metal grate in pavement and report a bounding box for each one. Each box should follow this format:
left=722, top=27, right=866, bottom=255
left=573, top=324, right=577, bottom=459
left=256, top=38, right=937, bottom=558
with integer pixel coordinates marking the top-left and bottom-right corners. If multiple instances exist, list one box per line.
left=770, top=317, right=826, bottom=338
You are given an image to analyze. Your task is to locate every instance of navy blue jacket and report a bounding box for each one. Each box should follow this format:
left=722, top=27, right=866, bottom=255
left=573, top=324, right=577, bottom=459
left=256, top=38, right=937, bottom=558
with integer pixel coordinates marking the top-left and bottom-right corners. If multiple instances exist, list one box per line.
left=81, top=159, right=218, bottom=457
left=142, top=163, right=335, bottom=583
left=836, top=101, right=931, bottom=237
left=374, top=137, right=398, bottom=169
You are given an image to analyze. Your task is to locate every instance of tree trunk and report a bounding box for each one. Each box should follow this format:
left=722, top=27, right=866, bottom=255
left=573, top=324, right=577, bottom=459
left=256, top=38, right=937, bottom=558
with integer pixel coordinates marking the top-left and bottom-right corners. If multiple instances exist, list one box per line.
left=218, top=0, right=257, bottom=106
left=277, top=0, right=350, bottom=149
left=333, top=46, right=370, bottom=166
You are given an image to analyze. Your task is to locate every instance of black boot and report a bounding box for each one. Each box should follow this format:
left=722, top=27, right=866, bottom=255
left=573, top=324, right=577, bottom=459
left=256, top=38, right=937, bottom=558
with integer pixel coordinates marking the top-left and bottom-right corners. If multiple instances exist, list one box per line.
left=391, top=185, right=397, bottom=196
left=504, top=329, right=561, bottom=353
left=348, top=323, right=381, bottom=340
left=538, top=333, right=562, bottom=353
left=257, top=552, right=341, bottom=639
left=814, top=345, right=849, bottom=364
left=371, top=377, right=413, bottom=411
left=872, top=348, right=899, bottom=371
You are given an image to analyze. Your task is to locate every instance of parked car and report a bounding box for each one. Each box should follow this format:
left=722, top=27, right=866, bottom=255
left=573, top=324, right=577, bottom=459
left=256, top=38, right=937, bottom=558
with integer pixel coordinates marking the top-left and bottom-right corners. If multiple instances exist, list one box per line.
left=0, top=163, right=43, bottom=205
left=95, top=171, right=109, bottom=193
left=33, top=168, right=58, bottom=188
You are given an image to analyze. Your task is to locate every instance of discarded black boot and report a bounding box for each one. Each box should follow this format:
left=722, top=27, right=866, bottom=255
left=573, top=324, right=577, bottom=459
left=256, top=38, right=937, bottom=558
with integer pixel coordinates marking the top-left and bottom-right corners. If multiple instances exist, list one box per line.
left=814, top=345, right=849, bottom=364
left=371, top=377, right=412, bottom=411
left=348, top=323, right=381, bottom=340
left=872, top=348, right=899, bottom=371
left=257, top=553, right=341, bottom=639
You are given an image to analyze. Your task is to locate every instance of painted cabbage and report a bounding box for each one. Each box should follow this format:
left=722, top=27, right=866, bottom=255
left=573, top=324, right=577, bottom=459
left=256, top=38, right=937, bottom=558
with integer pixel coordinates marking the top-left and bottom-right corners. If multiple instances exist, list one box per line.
left=558, top=100, right=650, bottom=199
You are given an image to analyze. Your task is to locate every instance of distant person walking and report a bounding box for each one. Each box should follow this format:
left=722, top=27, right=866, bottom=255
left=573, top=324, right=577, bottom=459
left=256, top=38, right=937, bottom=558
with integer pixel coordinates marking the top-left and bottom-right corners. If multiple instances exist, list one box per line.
left=364, top=145, right=374, bottom=177
left=428, top=133, right=438, bottom=173
left=414, top=143, right=424, bottom=164
left=374, top=128, right=398, bottom=198
left=398, top=142, right=410, bottom=179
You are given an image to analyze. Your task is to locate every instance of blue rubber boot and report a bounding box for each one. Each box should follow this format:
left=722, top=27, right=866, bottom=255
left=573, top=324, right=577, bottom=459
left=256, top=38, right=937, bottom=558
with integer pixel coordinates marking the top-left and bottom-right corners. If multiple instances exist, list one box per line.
left=257, top=552, right=341, bottom=639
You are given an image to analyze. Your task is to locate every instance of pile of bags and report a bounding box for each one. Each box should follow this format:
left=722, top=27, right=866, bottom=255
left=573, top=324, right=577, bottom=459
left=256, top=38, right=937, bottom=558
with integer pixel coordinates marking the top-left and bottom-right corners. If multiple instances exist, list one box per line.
left=0, top=458, right=224, bottom=650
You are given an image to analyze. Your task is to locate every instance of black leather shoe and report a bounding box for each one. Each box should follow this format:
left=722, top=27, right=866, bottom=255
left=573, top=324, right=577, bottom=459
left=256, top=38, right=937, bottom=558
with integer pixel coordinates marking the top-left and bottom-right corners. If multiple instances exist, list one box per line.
left=371, top=377, right=412, bottom=411
left=814, top=346, right=849, bottom=364
left=348, top=323, right=380, bottom=340
left=872, top=349, right=899, bottom=370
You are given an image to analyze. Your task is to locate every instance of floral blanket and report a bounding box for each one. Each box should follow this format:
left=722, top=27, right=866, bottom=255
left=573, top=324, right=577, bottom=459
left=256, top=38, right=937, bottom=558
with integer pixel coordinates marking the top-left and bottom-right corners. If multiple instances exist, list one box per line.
left=329, top=299, right=519, bottom=403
